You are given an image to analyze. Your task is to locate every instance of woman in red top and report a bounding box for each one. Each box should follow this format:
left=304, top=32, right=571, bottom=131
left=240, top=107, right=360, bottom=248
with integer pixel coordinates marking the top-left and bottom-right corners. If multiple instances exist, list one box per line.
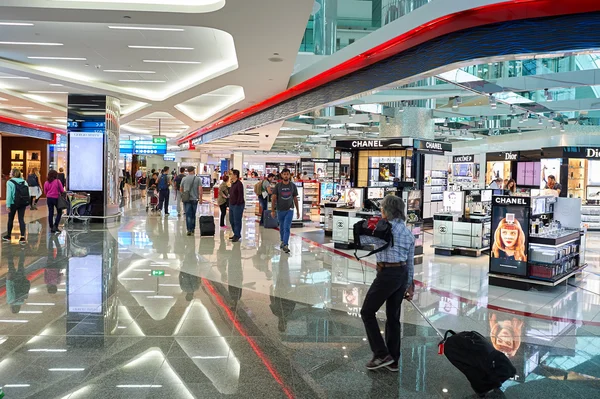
left=44, top=169, right=65, bottom=234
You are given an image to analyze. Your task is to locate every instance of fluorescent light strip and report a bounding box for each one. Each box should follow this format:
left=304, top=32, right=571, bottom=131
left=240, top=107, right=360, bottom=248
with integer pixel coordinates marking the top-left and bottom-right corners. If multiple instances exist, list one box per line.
left=26, top=303, right=55, bottom=306
left=28, top=57, right=86, bottom=61
left=19, top=310, right=43, bottom=313
left=146, top=295, right=174, bottom=299
left=2, top=384, right=31, bottom=388
left=0, top=320, right=28, bottom=323
left=120, top=277, right=144, bottom=281
left=191, top=355, right=228, bottom=359
left=128, top=45, right=194, bottom=50
left=108, top=26, right=184, bottom=32
left=48, top=368, right=84, bottom=371
left=0, top=22, right=34, bottom=26
left=0, top=76, right=29, bottom=79
left=116, top=385, right=162, bottom=388
left=26, top=110, right=52, bottom=113
left=143, top=60, right=201, bottom=64
left=11, top=106, right=33, bottom=109
left=0, top=41, right=62, bottom=46
left=119, top=80, right=166, bottom=83
left=104, top=70, right=156, bottom=74
left=49, top=83, right=64, bottom=86
left=29, top=91, right=68, bottom=94
left=129, top=290, right=155, bottom=293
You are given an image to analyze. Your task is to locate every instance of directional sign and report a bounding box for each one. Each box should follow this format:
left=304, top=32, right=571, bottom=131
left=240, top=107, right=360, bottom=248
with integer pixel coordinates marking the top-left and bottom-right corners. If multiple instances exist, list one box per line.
left=151, top=270, right=165, bottom=277
left=153, top=137, right=167, bottom=144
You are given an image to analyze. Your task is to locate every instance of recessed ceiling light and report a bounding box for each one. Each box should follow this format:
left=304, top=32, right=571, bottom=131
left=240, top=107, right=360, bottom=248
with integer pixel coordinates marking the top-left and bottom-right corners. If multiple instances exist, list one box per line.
left=0, top=97, right=7, bottom=101
left=143, top=60, right=201, bottom=64
left=128, top=45, right=194, bottom=50
left=29, top=91, right=68, bottom=94
left=0, top=41, right=62, bottom=46
left=0, top=76, right=30, bottom=79
left=0, top=22, right=34, bottom=26
left=119, top=79, right=166, bottom=83
left=27, top=110, right=52, bottom=113
left=108, top=26, right=184, bottom=32
left=104, top=69, right=156, bottom=74
left=24, top=114, right=41, bottom=119
left=28, top=56, right=86, bottom=61
left=49, top=83, right=64, bottom=86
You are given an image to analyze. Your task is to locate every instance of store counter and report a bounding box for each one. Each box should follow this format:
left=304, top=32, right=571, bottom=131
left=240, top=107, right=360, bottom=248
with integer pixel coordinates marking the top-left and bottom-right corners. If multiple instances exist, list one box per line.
left=433, top=213, right=491, bottom=256
left=321, top=202, right=339, bottom=236
left=332, top=209, right=379, bottom=249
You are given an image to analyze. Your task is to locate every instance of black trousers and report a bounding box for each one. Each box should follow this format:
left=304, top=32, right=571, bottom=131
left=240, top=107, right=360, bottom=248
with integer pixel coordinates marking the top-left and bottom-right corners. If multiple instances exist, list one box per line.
left=360, top=266, right=410, bottom=362
left=158, top=189, right=170, bottom=213
left=7, top=206, right=26, bottom=237
left=219, top=203, right=228, bottom=226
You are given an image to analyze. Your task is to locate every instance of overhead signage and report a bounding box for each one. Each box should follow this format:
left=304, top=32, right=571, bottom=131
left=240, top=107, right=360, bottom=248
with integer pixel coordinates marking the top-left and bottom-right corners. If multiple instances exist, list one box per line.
left=561, top=146, right=600, bottom=159
left=301, top=158, right=338, bottom=163
left=153, top=137, right=167, bottom=144
left=163, top=153, right=176, bottom=161
left=489, top=195, right=531, bottom=277
left=413, top=139, right=452, bottom=154
left=452, top=154, right=474, bottom=163
left=133, top=140, right=167, bottom=155
left=119, top=140, right=134, bottom=154
left=151, top=270, right=165, bottom=277
left=67, top=121, right=105, bottom=129
left=333, top=138, right=406, bottom=150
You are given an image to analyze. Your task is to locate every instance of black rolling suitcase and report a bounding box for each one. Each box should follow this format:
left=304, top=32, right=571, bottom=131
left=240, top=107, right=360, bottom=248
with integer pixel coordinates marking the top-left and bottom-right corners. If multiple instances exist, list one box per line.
left=409, top=301, right=516, bottom=397
left=199, top=216, right=215, bottom=236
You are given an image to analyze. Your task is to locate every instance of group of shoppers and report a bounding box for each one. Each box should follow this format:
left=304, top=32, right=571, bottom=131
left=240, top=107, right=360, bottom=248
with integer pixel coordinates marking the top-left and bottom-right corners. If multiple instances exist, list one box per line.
left=3, top=168, right=66, bottom=244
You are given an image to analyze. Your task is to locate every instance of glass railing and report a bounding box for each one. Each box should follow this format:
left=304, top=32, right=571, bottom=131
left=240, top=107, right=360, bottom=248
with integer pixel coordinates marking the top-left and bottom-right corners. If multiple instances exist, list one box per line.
left=300, top=0, right=433, bottom=55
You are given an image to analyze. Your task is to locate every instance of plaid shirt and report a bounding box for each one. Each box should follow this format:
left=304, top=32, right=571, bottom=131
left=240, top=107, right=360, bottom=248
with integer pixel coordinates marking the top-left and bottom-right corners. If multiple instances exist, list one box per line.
left=360, top=219, right=415, bottom=284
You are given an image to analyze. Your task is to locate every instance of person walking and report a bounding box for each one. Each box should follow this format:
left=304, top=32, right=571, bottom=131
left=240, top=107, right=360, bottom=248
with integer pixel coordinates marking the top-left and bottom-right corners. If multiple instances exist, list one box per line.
left=57, top=167, right=66, bottom=188
left=358, top=195, right=415, bottom=372
left=27, top=167, right=42, bottom=210
left=2, top=168, right=29, bottom=244
left=157, top=166, right=171, bottom=216
left=217, top=175, right=230, bottom=228
left=228, top=169, right=244, bottom=242
left=174, top=167, right=187, bottom=217
left=44, top=169, right=65, bottom=234
left=180, top=166, right=202, bottom=236
left=271, top=168, right=300, bottom=254
left=258, top=173, right=275, bottom=226
left=138, top=171, right=148, bottom=199
left=212, top=168, right=220, bottom=186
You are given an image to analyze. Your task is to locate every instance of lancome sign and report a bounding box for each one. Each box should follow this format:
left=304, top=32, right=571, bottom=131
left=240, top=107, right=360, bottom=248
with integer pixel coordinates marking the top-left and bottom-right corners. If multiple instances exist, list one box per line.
left=453, top=154, right=474, bottom=163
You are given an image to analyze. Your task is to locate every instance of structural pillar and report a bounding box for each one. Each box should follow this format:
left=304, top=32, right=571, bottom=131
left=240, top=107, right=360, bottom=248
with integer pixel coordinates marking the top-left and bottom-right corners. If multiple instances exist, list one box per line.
left=379, top=107, right=435, bottom=139
left=67, top=95, right=120, bottom=219
left=231, top=152, right=244, bottom=174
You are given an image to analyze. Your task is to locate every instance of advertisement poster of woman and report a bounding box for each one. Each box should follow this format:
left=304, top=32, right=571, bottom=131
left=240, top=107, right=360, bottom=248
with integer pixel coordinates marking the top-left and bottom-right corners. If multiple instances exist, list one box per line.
left=490, top=196, right=531, bottom=276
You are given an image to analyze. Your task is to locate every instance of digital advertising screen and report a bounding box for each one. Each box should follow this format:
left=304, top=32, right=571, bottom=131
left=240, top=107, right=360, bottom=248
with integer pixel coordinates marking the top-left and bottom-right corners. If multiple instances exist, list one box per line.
left=453, top=163, right=473, bottom=177
left=367, top=187, right=385, bottom=199
left=378, top=163, right=397, bottom=182
left=517, top=162, right=541, bottom=187
left=69, top=132, right=104, bottom=191
left=443, top=191, right=464, bottom=213
left=490, top=196, right=531, bottom=277
left=540, top=158, right=561, bottom=189
left=343, top=188, right=363, bottom=209
left=199, top=175, right=212, bottom=188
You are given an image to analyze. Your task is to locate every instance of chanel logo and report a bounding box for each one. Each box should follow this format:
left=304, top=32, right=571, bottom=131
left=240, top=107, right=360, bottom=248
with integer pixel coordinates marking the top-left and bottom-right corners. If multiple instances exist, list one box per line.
left=439, top=226, right=447, bottom=234
left=336, top=221, right=344, bottom=228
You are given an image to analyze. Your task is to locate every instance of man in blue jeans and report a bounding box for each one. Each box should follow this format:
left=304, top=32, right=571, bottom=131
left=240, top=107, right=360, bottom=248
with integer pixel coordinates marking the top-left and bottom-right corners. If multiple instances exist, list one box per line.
left=271, top=168, right=300, bottom=254
left=228, top=169, right=245, bottom=242
left=179, top=166, right=202, bottom=236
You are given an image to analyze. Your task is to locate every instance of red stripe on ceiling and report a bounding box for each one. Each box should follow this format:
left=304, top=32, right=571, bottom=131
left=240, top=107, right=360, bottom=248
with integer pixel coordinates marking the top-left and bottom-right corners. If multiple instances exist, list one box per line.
left=178, top=0, right=600, bottom=145
left=0, top=115, right=65, bottom=136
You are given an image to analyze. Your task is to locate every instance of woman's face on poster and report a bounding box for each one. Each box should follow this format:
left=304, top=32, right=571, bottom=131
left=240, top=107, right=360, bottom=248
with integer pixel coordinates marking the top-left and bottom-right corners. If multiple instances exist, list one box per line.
left=500, top=228, right=518, bottom=248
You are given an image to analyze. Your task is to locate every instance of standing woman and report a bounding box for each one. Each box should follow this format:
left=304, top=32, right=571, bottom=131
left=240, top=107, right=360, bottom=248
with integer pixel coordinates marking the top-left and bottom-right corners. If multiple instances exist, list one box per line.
left=44, top=169, right=65, bottom=234
left=2, top=168, right=29, bottom=244
left=27, top=168, right=42, bottom=210
left=57, top=167, right=67, bottom=189
left=217, top=175, right=230, bottom=228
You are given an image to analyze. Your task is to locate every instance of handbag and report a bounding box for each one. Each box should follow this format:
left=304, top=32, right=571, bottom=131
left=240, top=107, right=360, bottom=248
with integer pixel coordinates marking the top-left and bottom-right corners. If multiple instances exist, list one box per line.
left=181, top=176, right=196, bottom=203
left=57, top=192, right=69, bottom=210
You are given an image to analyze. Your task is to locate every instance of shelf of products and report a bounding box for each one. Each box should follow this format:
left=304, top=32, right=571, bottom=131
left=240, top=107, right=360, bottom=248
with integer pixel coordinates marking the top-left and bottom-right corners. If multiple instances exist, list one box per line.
left=243, top=180, right=259, bottom=213
left=582, top=205, right=600, bottom=229
left=27, top=150, right=41, bottom=174
left=303, top=181, right=320, bottom=221
left=567, top=159, right=586, bottom=200
left=10, top=150, right=25, bottom=173
left=407, top=221, right=424, bottom=264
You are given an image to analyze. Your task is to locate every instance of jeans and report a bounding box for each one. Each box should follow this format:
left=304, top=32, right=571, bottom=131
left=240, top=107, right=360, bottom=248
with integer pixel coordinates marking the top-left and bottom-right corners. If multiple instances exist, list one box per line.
left=6, top=206, right=26, bottom=237
left=158, top=189, right=170, bottom=213
left=176, top=191, right=184, bottom=215
left=219, top=203, right=228, bottom=226
left=360, top=266, right=410, bottom=362
left=184, top=201, right=198, bottom=233
left=47, top=197, right=62, bottom=230
left=277, top=210, right=294, bottom=245
left=258, top=196, right=268, bottom=225
left=229, top=204, right=244, bottom=238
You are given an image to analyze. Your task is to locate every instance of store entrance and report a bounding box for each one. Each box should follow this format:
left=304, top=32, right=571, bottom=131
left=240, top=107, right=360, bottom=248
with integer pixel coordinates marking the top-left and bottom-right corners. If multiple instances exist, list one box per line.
left=1, top=133, right=49, bottom=200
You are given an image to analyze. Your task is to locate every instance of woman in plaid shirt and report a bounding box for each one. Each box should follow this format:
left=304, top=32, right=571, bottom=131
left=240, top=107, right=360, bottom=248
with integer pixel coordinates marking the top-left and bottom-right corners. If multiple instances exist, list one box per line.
left=359, top=195, right=415, bottom=372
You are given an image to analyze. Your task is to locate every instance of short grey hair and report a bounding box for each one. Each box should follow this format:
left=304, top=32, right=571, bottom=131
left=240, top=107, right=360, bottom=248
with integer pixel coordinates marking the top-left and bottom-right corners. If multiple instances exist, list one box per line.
left=380, top=195, right=406, bottom=221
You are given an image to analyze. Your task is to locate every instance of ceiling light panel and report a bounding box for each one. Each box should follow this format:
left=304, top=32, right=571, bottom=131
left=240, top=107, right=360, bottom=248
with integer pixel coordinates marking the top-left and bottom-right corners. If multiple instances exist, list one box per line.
left=0, top=22, right=34, bottom=26
left=0, top=41, right=62, bottom=46
left=176, top=85, right=245, bottom=122
left=119, top=80, right=166, bottom=83
left=128, top=46, right=194, bottom=50
left=104, top=70, right=156, bottom=74
left=52, top=1, right=225, bottom=13
left=143, top=60, right=202, bottom=64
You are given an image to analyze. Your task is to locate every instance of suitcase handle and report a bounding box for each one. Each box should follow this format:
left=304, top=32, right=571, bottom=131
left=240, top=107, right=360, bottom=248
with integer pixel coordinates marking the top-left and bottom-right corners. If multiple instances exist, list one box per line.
left=442, top=330, right=456, bottom=342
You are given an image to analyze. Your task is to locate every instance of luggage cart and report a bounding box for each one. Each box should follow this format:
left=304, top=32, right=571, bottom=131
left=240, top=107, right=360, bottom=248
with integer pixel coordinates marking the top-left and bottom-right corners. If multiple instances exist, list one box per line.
left=63, top=192, right=92, bottom=226
left=146, top=188, right=159, bottom=213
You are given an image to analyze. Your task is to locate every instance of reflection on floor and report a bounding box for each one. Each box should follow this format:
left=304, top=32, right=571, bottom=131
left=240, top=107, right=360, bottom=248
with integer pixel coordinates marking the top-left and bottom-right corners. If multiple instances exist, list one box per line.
left=0, top=194, right=599, bottom=398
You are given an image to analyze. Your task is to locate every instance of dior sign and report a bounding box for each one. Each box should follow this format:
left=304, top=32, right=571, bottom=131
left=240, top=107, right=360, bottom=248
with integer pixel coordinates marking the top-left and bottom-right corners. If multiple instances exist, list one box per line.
left=504, top=152, right=518, bottom=160
left=586, top=148, right=600, bottom=158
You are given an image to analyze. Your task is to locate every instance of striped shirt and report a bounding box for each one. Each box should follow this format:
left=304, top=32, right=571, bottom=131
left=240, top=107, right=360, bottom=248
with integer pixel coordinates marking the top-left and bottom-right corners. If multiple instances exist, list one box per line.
left=360, top=219, right=415, bottom=284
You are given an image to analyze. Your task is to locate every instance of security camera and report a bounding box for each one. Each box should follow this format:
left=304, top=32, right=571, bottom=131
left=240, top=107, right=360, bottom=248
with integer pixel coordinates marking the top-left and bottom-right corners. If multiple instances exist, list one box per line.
left=265, top=134, right=269, bottom=138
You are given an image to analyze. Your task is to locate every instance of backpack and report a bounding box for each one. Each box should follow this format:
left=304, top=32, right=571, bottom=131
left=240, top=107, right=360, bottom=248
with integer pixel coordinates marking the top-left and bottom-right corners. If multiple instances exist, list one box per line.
left=174, top=174, right=185, bottom=190
left=157, top=174, right=168, bottom=190
left=254, top=180, right=263, bottom=196
left=26, top=174, right=38, bottom=186
left=11, top=180, right=31, bottom=208
left=353, top=217, right=394, bottom=260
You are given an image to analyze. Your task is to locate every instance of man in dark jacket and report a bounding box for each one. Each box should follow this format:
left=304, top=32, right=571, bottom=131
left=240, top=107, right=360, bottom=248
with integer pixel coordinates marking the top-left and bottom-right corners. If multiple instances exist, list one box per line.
left=228, top=169, right=245, bottom=242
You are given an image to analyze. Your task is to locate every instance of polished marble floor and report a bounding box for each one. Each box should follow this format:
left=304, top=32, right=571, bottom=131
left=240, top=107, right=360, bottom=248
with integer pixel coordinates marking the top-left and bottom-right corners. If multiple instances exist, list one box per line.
left=0, top=192, right=600, bottom=398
